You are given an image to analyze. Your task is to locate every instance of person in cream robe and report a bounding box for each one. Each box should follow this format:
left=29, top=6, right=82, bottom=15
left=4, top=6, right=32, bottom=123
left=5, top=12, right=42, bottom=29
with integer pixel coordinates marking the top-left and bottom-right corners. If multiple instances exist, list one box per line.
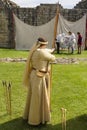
left=23, top=37, right=56, bottom=125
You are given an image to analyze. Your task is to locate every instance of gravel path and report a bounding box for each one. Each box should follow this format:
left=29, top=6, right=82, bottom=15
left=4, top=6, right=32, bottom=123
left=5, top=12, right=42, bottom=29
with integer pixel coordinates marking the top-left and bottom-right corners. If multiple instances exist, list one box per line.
left=0, top=57, right=87, bottom=64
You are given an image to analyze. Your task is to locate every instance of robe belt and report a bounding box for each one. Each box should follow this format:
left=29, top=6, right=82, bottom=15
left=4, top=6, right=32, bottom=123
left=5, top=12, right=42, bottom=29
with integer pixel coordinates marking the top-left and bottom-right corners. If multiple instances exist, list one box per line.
left=32, top=67, right=47, bottom=73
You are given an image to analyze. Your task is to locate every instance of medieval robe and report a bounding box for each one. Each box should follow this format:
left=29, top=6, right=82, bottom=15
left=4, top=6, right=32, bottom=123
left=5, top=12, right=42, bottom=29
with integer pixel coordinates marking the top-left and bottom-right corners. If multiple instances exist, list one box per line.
left=23, top=48, right=55, bottom=125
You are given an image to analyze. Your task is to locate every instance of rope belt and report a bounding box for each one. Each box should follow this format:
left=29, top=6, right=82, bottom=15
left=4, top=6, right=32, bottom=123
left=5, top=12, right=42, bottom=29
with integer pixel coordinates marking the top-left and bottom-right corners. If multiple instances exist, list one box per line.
left=32, top=67, right=47, bottom=73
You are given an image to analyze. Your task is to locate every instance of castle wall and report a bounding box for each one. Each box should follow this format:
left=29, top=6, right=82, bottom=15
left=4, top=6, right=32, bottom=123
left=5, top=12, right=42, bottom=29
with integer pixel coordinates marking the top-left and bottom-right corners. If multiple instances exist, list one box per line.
left=13, top=4, right=87, bottom=26
left=0, top=7, right=9, bottom=48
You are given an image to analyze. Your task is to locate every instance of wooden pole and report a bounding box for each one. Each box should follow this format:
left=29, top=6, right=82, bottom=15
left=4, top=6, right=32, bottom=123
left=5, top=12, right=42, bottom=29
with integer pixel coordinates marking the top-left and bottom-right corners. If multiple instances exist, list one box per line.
left=61, top=108, right=67, bottom=130
left=50, top=63, right=52, bottom=111
left=2, top=81, right=9, bottom=113
left=85, top=15, right=87, bottom=50
left=52, top=2, right=60, bottom=48
left=2, top=81, right=12, bottom=116
left=8, top=82, right=12, bottom=116
left=50, top=1, right=60, bottom=111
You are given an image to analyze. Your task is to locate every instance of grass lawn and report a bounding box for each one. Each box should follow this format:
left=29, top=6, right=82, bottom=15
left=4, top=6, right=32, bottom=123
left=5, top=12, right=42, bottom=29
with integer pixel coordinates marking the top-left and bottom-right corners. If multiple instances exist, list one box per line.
left=0, top=48, right=87, bottom=130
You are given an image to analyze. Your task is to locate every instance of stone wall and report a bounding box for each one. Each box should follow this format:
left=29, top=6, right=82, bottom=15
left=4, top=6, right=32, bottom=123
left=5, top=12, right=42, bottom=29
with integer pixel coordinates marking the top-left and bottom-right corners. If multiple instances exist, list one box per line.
left=61, top=8, right=87, bottom=21
left=0, top=0, right=17, bottom=48
left=13, top=3, right=87, bottom=26
left=0, top=7, right=9, bottom=48
left=13, top=4, right=62, bottom=26
left=74, top=0, right=87, bottom=9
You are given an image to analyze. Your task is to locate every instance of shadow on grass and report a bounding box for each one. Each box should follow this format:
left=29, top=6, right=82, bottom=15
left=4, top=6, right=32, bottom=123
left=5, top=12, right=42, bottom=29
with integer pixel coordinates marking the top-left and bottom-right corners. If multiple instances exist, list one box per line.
left=0, top=114, right=87, bottom=130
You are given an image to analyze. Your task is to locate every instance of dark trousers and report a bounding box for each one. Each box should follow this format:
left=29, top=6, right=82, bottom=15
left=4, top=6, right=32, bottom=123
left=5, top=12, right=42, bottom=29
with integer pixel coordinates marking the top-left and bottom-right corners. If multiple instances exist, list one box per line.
left=78, top=45, right=81, bottom=54
left=56, top=42, right=60, bottom=54
left=71, top=46, right=74, bottom=54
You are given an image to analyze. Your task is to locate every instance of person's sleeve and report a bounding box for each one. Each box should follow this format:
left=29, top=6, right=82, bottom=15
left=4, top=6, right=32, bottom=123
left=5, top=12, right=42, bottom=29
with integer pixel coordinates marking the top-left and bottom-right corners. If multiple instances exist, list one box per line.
left=40, top=49, right=56, bottom=62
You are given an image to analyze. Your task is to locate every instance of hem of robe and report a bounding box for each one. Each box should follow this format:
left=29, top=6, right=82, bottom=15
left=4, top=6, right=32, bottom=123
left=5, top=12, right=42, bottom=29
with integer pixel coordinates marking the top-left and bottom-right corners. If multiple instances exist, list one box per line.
left=28, top=120, right=50, bottom=126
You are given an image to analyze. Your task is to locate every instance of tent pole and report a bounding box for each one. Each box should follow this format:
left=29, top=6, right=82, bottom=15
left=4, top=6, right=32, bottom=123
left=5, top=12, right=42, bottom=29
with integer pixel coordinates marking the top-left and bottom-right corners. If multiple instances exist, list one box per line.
left=52, top=2, right=60, bottom=48
left=50, top=2, right=60, bottom=112
left=85, top=14, right=87, bottom=50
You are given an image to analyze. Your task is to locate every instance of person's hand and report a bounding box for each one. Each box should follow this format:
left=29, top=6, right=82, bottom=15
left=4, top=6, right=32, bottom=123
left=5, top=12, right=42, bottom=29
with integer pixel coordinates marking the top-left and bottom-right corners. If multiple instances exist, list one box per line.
left=51, top=48, right=55, bottom=53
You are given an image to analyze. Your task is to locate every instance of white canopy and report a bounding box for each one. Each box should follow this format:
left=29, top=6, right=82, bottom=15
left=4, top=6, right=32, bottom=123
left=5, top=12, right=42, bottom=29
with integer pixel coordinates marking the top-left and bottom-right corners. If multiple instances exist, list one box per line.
left=14, top=14, right=55, bottom=50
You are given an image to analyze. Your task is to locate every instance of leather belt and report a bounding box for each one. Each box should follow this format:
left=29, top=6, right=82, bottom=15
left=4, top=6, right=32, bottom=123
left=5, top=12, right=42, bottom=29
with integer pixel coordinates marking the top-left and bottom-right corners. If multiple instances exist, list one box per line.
left=32, top=68, right=47, bottom=73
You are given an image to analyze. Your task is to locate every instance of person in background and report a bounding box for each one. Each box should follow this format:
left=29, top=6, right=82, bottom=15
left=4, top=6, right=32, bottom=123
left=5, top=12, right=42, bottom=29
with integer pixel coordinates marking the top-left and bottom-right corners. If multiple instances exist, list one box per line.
left=67, top=31, right=76, bottom=54
left=77, top=32, right=82, bottom=54
left=56, top=34, right=62, bottom=54
left=56, top=33, right=65, bottom=54
left=23, top=37, right=56, bottom=125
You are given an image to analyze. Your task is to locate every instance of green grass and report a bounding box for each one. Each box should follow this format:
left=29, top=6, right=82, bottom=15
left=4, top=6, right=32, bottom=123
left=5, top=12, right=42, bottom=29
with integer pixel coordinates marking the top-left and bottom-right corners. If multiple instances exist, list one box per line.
left=0, top=49, right=87, bottom=130
left=0, top=48, right=87, bottom=58
left=0, top=49, right=28, bottom=58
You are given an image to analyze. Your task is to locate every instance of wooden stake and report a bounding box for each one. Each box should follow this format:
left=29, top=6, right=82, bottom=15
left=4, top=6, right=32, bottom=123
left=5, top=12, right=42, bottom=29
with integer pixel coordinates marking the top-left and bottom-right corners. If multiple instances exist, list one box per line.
left=2, top=81, right=12, bottom=116
left=2, top=81, right=9, bottom=113
left=50, top=63, right=52, bottom=111
left=61, top=108, right=67, bottom=130
left=8, top=82, right=12, bottom=115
